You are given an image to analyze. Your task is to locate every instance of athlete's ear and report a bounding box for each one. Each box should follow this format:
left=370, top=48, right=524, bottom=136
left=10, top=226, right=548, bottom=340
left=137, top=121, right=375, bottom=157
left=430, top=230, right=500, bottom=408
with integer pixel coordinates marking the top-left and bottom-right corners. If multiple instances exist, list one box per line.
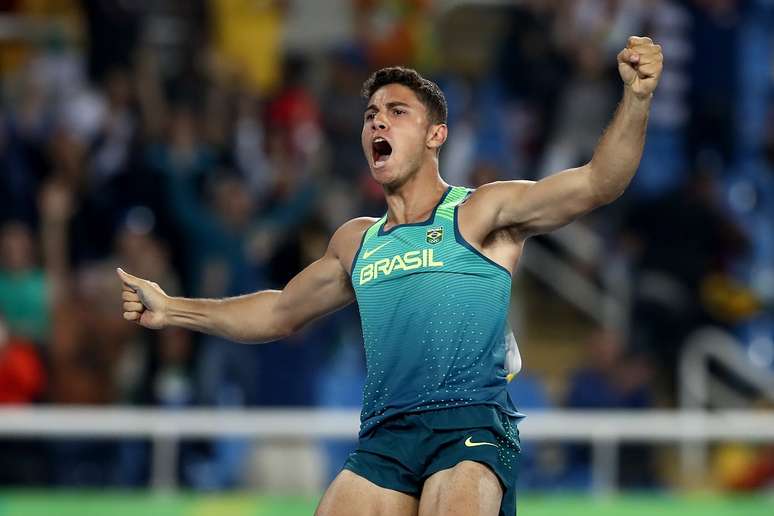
left=426, top=123, right=447, bottom=151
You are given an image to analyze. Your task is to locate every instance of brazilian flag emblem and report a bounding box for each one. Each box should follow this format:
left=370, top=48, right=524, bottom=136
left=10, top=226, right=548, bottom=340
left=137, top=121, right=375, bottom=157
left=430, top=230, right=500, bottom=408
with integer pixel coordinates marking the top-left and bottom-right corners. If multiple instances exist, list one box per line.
left=426, top=227, right=443, bottom=244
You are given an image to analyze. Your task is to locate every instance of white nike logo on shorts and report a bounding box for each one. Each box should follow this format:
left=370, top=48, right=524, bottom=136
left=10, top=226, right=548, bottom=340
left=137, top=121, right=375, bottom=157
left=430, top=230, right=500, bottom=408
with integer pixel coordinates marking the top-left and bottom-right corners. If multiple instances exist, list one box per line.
left=464, top=436, right=498, bottom=448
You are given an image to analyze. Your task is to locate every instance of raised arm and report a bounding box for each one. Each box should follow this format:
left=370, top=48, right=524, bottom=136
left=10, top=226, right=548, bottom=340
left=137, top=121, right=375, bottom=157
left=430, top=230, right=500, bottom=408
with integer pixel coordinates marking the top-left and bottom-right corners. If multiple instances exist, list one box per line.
left=463, top=37, right=663, bottom=241
left=117, top=218, right=372, bottom=343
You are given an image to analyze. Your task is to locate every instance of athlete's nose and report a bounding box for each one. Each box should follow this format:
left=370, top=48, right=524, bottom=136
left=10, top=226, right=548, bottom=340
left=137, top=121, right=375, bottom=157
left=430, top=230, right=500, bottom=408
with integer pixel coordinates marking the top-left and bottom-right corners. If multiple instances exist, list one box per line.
left=372, top=112, right=388, bottom=131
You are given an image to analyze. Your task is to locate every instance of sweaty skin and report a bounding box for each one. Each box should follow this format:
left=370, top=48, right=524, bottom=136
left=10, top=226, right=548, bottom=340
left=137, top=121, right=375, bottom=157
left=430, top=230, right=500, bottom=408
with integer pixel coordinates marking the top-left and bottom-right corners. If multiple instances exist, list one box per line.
left=118, top=36, right=663, bottom=516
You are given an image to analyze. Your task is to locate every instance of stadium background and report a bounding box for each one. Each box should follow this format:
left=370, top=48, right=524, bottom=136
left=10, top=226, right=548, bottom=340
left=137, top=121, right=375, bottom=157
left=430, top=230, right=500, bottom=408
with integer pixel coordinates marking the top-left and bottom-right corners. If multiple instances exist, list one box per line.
left=0, top=0, right=772, bottom=514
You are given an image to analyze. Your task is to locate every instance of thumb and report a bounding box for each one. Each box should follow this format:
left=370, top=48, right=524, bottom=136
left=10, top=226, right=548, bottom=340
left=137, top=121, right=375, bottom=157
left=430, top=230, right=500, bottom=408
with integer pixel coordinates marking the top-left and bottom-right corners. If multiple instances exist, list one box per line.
left=618, top=48, right=639, bottom=65
left=117, top=267, right=142, bottom=289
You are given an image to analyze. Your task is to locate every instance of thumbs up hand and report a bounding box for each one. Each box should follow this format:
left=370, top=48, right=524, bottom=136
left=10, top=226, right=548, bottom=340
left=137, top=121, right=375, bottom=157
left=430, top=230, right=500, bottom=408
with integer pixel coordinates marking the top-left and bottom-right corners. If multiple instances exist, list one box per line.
left=117, top=268, right=169, bottom=329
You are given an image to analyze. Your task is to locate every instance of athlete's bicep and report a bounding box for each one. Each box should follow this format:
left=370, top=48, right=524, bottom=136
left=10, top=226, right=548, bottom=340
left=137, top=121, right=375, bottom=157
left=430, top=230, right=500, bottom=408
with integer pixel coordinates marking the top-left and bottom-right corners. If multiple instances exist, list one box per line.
left=272, top=249, right=355, bottom=334
left=469, top=165, right=598, bottom=238
left=271, top=218, right=372, bottom=335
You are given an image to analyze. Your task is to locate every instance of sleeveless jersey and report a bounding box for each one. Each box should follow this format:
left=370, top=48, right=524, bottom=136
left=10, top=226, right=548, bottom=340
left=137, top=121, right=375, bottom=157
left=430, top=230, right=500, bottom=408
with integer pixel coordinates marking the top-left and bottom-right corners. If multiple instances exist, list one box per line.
left=350, top=186, right=523, bottom=436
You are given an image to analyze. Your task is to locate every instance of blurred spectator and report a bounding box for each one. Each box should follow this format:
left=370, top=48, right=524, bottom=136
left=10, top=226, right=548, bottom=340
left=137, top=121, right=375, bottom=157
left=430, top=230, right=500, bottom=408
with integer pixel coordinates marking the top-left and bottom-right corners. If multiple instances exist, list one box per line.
left=563, top=329, right=656, bottom=489
left=539, top=0, right=624, bottom=177
left=0, top=221, right=51, bottom=343
left=80, top=0, right=140, bottom=82
left=0, top=68, right=51, bottom=224
left=711, top=401, right=774, bottom=490
left=321, top=46, right=369, bottom=181
left=138, top=0, right=209, bottom=85
left=266, top=55, right=324, bottom=175
left=47, top=263, right=130, bottom=405
left=629, top=0, right=692, bottom=197
left=45, top=124, right=126, bottom=265
left=154, top=169, right=265, bottom=410
left=89, top=67, right=137, bottom=183
left=353, top=0, right=436, bottom=70
left=688, top=0, right=741, bottom=165
left=538, top=41, right=617, bottom=178
left=0, top=317, right=45, bottom=404
left=497, top=1, right=569, bottom=171
left=147, top=104, right=216, bottom=185
left=623, top=166, right=749, bottom=384
left=209, top=0, right=287, bottom=93
left=713, top=443, right=774, bottom=491
left=234, top=90, right=273, bottom=199
left=0, top=317, right=48, bottom=485
left=566, top=329, right=653, bottom=411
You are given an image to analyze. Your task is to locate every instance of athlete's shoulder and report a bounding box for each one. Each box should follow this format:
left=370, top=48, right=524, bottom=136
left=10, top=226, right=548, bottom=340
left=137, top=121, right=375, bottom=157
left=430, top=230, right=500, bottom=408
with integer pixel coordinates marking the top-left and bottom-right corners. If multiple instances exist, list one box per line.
left=333, top=217, right=379, bottom=242
left=466, top=180, right=534, bottom=204
left=330, top=217, right=380, bottom=272
left=457, top=181, right=535, bottom=247
left=458, top=181, right=534, bottom=222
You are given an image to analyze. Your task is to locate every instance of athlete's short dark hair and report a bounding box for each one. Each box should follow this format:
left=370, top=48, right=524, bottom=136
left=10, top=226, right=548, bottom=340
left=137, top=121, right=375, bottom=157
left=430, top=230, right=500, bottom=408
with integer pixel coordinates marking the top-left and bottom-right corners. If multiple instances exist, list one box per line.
left=361, top=66, right=448, bottom=125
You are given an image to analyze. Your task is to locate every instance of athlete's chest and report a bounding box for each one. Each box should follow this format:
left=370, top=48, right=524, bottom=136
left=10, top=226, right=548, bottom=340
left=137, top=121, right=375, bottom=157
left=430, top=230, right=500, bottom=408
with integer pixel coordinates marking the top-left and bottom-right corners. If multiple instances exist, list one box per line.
left=353, top=224, right=456, bottom=288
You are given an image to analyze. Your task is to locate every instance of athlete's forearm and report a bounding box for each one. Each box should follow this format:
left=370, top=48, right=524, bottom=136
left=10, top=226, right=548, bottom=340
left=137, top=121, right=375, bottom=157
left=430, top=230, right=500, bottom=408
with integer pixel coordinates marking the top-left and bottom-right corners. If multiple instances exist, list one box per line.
left=588, top=87, right=651, bottom=204
left=165, top=290, right=290, bottom=344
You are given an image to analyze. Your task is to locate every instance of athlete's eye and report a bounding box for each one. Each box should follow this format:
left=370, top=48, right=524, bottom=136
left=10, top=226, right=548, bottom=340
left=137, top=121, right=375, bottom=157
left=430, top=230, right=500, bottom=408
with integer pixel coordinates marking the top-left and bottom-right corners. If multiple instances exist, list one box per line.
left=393, top=109, right=405, bottom=116
left=365, top=112, right=375, bottom=121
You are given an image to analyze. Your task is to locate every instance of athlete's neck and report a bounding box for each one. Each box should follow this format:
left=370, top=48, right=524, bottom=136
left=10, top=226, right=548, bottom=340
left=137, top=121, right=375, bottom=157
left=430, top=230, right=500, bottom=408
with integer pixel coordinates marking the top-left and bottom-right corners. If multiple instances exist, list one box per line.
left=382, top=171, right=448, bottom=228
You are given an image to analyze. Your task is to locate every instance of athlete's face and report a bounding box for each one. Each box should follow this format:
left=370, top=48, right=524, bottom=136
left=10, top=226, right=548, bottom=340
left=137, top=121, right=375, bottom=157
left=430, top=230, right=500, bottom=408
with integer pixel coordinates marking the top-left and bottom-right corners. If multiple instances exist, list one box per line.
left=362, top=84, right=446, bottom=188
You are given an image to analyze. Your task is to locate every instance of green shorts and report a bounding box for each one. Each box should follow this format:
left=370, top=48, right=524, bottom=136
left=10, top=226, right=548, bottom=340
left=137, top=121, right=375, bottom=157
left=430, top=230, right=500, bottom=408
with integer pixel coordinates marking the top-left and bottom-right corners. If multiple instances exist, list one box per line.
left=343, top=405, right=521, bottom=516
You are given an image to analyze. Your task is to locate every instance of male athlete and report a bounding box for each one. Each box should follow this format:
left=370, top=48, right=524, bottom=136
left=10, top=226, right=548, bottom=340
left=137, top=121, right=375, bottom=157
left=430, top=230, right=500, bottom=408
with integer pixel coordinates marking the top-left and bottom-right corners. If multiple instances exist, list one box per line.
left=118, top=37, right=662, bottom=516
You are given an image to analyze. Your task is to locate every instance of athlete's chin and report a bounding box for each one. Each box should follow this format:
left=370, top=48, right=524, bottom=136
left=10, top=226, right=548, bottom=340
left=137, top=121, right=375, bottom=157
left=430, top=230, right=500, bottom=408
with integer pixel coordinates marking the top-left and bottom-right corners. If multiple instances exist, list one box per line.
left=370, top=162, right=400, bottom=185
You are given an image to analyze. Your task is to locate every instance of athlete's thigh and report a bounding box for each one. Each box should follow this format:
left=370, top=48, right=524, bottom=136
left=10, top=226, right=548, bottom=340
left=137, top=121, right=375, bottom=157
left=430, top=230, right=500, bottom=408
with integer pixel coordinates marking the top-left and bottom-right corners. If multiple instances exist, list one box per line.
left=316, top=469, right=419, bottom=516
left=418, top=460, right=502, bottom=516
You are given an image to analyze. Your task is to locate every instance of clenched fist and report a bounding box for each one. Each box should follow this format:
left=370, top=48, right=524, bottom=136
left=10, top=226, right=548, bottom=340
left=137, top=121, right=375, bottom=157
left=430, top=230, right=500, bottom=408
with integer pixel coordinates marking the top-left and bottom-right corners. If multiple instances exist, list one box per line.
left=117, top=268, right=169, bottom=329
left=618, top=36, right=663, bottom=99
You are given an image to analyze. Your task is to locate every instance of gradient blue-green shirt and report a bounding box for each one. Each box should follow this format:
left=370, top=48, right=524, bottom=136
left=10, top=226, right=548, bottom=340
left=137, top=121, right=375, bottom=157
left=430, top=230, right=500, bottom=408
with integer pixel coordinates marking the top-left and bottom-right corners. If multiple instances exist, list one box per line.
left=351, top=186, right=523, bottom=436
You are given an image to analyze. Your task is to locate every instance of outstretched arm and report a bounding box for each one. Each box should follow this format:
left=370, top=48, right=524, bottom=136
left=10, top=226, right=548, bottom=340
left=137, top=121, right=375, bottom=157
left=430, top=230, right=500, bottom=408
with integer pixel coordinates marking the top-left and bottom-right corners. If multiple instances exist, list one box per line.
left=118, top=219, right=370, bottom=343
left=463, top=37, right=663, bottom=240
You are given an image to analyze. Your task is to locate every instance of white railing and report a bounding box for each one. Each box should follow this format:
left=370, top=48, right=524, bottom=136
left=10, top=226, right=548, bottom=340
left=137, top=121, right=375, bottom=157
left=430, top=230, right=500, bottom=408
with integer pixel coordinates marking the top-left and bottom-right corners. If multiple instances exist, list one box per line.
left=2, top=408, right=773, bottom=494
left=520, top=240, right=625, bottom=327
left=679, top=327, right=774, bottom=480
left=680, top=327, right=774, bottom=408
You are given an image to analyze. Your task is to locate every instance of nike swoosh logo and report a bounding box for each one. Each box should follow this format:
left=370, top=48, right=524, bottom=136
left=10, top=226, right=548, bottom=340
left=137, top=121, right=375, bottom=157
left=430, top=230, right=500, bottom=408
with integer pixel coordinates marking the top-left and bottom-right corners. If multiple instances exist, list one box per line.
left=363, top=241, right=391, bottom=260
left=464, top=436, right=498, bottom=448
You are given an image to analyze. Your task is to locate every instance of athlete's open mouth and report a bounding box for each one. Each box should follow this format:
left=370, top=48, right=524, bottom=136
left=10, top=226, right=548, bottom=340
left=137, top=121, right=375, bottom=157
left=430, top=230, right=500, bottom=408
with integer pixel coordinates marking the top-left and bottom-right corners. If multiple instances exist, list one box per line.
left=372, top=137, right=393, bottom=168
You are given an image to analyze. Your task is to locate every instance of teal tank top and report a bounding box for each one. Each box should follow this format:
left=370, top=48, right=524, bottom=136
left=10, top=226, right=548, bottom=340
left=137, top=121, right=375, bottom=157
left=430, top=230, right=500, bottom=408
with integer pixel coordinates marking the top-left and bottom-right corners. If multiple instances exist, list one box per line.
left=350, top=186, right=523, bottom=436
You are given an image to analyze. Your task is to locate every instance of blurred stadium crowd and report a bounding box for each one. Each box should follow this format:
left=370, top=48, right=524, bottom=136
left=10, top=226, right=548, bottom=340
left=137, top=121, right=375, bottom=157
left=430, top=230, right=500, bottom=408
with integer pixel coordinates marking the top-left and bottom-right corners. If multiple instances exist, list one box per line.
left=0, top=0, right=772, bottom=493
